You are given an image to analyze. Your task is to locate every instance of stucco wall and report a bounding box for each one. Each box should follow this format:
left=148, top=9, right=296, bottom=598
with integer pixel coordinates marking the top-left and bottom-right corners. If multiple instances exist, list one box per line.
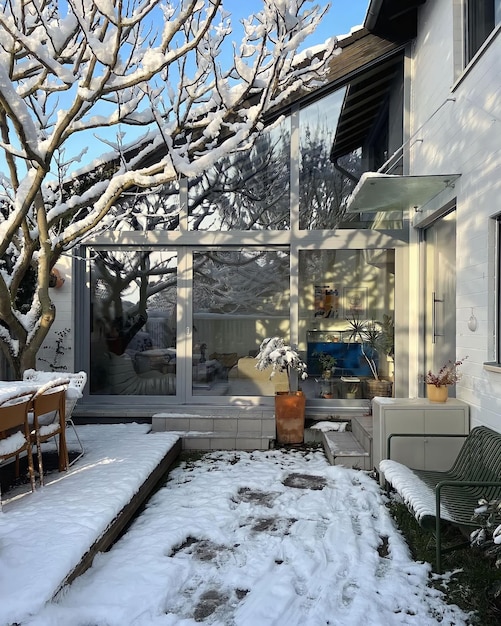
left=410, top=1, right=501, bottom=429
left=37, top=255, right=75, bottom=374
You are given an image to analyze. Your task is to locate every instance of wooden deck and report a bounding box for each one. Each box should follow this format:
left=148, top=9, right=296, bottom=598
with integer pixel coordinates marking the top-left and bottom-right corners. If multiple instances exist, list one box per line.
left=62, top=438, right=181, bottom=589
left=0, top=424, right=182, bottom=624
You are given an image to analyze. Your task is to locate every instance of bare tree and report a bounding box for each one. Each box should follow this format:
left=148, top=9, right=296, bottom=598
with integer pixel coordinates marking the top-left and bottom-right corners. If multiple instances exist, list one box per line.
left=0, top=0, right=338, bottom=377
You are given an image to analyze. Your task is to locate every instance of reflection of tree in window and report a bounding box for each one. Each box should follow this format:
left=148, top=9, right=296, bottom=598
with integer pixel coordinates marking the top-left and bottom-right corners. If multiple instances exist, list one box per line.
left=91, top=250, right=177, bottom=347
left=300, top=124, right=361, bottom=230
left=109, top=181, right=180, bottom=231
left=188, top=124, right=291, bottom=231
left=193, top=250, right=290, bottom=316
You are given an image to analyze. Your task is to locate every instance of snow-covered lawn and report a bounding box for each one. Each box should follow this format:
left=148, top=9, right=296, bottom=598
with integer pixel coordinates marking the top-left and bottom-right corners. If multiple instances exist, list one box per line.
left=13, top=435, right=471, bottom=626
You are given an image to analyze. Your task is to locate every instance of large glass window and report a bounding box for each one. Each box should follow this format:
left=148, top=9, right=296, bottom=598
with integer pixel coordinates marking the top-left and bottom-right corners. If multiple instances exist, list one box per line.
left=299, top=89, right=362, bottom=230
left=192, top=249, right=290, bottom=396
left=110, top=182, right=180, bottom=231
left=299, top=249, right=394, bottom=400
left=466, top=0, right=501, bottom=63
left=89, top=249, right=177, bottom=396
left=188, top=120, right=290, bottom=231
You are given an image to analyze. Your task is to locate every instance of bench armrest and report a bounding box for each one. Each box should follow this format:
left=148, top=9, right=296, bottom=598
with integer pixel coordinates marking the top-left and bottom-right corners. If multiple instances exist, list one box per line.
left=436, top=479, right=501, bottom=496
left=387, top=432, right=468, bottom=459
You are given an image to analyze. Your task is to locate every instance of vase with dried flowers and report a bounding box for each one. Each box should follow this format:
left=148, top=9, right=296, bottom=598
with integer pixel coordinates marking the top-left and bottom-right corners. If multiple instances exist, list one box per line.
left=425, top=357, right=468, bottom=402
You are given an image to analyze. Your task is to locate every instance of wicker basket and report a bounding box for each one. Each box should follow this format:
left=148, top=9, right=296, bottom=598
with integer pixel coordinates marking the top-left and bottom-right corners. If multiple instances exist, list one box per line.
left=365, top=379, right=393, bottom=399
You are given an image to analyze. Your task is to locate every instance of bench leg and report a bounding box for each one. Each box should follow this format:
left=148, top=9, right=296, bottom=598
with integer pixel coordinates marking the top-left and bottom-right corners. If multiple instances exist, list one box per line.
left=435, top=489, right=443, bottom=573
left=435, top=515, right=442, bottom=573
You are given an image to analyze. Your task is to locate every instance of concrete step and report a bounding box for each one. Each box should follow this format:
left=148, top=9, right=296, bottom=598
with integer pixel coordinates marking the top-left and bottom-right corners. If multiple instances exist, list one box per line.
left=322, top=431, right=371, bottom=470
left=151, top=411, right=275, bottom=451
left=321, top=415, right=373, bottom=470
left=181, top=431, right=273, bottom=451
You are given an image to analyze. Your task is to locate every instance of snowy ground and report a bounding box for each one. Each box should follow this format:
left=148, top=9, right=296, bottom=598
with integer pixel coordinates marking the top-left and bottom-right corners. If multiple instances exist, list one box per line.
left=6, top=429, right=472, bottom=626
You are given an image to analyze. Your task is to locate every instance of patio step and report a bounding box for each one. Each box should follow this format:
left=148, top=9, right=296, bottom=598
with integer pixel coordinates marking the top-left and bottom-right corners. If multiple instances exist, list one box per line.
left=151, top=411, right=275, bottom=451
left=321, top=415, right=373, bottom=470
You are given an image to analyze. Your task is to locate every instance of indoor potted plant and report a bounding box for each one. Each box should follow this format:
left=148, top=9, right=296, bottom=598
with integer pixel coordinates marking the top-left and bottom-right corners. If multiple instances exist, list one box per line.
left=346, top=314, right=394, bottom=398
left=314, top=351, right=337, bottom=398
left=425, top=357, right=467, bottom=402
left=255, top=336, right=308, bottom=444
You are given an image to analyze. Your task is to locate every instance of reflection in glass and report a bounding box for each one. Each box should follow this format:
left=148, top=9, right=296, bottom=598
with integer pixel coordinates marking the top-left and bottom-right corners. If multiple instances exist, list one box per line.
left=299, top=89, right=362, bottom=230
left=192, top=249, right=290, bottom=396
left=109, top=181, right=180, bottom=231
left=89, top=250, right=177, bottom=396
left=299, top=249, right=395, bottom=400
left=188, top=120, right=290, bottom=231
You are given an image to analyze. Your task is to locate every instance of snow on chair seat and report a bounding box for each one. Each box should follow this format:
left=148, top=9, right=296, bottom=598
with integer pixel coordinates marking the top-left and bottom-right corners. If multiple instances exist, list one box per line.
left=379, top=460, right=457, bottom=526
left=23, top=370, right=87, bottom=465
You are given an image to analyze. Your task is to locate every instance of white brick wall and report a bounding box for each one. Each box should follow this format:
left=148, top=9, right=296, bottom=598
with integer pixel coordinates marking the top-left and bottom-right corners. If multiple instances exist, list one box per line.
left=411, top=1, right=501, bottom=429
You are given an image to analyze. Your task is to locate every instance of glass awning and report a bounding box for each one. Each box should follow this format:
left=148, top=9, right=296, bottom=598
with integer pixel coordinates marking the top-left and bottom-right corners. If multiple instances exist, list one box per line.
left=346, top=173, right=461, bottom=213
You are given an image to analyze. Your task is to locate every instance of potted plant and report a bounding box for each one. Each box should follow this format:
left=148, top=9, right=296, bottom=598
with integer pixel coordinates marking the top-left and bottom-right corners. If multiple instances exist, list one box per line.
left=313, top=351, right=337, bottom=398
left=315, top=352, right=337, bottom=379
left=346, top=314, right=394, bottom=398
left=425, top=357, right=467, bottom=402
left=255, top=337, right=308, bottom=444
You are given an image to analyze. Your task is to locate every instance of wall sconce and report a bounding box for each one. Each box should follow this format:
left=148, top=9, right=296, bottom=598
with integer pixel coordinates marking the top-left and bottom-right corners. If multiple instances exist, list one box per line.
left=49, top=268, right=65, bottom=289
left=467, top=308, right=477, bottom=332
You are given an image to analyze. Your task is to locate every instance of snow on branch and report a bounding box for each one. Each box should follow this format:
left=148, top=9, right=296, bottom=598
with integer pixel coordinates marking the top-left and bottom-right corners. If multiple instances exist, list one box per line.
left=0, top=0, right=339, bottom=376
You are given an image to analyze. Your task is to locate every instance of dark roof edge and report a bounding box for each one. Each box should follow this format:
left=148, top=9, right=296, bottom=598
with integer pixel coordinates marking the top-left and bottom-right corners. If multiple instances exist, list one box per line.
left=364, top=0, right=384, bottom=31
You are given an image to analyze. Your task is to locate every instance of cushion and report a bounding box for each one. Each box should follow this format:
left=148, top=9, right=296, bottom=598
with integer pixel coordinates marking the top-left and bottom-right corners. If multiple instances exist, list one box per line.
left=228, top=357, right=289, bottom=393
left=209, top=352, right=239, bottom=370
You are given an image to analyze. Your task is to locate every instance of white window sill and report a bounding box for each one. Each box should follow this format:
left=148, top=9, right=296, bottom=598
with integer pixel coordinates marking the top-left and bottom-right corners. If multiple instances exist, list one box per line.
left=483, top=362, right=501, bottom=374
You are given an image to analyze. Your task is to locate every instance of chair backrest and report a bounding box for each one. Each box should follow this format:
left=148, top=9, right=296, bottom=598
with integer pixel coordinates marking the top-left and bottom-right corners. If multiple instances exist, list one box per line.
left=23, top=370, right=87, bottom=418
left=0, top=396, right=33, bottom=460
left=32, top=381, right=68, bottom=428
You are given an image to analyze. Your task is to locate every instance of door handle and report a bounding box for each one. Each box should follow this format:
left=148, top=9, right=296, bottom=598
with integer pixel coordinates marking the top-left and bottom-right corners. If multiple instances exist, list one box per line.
left=432, top=291, right=443, bottom=344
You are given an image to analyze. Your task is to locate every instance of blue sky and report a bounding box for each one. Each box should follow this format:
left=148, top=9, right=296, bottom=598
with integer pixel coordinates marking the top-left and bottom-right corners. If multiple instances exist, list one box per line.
left=305, top=0, right=369, bottom=40
left=229, top=1, right=369, bottom=46
left=55, top=1, right=371, bottom=174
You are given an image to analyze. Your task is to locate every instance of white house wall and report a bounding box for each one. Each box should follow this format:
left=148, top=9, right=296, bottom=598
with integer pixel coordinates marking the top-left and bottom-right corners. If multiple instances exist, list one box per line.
left=37, top=254, right=75, bottom=373
left=411, top=1, right=501, bottom=429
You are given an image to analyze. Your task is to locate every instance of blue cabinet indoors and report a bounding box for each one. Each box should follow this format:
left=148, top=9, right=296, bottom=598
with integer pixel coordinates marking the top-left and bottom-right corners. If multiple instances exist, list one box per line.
left=306, top=331, right=376, bottom=378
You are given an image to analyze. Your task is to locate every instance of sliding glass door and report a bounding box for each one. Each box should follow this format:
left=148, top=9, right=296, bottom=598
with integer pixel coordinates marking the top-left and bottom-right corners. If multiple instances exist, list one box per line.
left=88, top=249, right=178, bottom=398
left=191, top=248, right=290, bottom=398
left=299, top=248, right=395, bottom=402
left=85, top=243, right=396, bottom=405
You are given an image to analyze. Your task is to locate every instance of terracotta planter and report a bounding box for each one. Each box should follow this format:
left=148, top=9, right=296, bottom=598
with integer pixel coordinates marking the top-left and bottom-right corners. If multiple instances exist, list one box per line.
left=49, top=268, right=65, bottom=289
left=275, top=391, right=305, bottom=444
left=426, top=384, right=448, bottom=403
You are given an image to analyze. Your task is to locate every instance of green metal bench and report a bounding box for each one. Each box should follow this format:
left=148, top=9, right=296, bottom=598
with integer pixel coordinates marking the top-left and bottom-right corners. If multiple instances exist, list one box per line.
left=379, top=425, right=501, bottom=572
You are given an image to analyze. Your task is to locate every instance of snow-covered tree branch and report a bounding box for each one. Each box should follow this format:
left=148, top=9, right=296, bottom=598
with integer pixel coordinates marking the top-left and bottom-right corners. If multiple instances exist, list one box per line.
left=0, top=0, right=338, bottom=376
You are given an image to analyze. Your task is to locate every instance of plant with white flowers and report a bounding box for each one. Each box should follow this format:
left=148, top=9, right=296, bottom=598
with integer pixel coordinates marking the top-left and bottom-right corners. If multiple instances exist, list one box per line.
left=255, top=337, right=308, bottom=392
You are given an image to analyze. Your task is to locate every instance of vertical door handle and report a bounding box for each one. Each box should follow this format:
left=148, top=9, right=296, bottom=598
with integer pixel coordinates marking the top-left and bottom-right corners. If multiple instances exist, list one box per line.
left=432, top=291, right=444, bottom=344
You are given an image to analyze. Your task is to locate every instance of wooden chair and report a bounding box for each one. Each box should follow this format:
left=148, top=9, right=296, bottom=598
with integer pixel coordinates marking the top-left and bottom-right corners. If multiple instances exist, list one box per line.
left=0, top=393, right=36, bottom=511
left=23, top=370, right=87, bottom=465
left=31, top=380, right=69, bottom=485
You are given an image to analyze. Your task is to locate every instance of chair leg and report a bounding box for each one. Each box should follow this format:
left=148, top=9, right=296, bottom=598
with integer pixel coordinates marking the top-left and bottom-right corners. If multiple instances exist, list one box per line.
left=58, top=432, right=69, bottom=472
left=67, top=419, right=85, bottom=466
left=26, top=446, right=36, bottom=493
left=35, top=433, right=45, bottom=487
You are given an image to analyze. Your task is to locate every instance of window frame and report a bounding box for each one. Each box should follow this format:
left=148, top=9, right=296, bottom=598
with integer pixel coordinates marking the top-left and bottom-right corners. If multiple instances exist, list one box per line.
left=465, top=0, right=500, bottom=64
left=497, top=218, right=501, bottom=363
